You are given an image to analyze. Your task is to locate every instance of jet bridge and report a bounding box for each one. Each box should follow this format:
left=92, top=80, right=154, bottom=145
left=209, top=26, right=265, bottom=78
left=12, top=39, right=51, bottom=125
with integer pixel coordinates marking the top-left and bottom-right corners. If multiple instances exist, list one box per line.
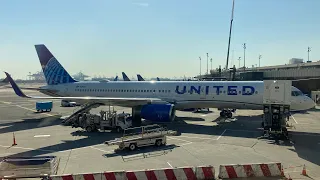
left=262, top=80, right=291, bottom=140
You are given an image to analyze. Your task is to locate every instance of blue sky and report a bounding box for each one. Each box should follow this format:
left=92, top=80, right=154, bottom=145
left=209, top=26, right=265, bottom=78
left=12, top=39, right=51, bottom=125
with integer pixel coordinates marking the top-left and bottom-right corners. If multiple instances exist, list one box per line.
left=0, top=0, right=319, bottom=79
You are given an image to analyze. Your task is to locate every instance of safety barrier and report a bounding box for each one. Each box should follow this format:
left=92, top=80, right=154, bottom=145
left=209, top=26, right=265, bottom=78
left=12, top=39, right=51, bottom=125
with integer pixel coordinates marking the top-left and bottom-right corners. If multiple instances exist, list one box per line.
left=50, top=165, right=215, bottom=180
left=218, top=162, right=283, bottom=179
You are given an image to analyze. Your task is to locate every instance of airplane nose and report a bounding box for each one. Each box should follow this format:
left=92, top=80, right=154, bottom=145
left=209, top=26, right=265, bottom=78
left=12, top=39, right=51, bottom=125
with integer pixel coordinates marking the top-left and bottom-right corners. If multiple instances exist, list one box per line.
left=307, top=98, right=316, bottom=110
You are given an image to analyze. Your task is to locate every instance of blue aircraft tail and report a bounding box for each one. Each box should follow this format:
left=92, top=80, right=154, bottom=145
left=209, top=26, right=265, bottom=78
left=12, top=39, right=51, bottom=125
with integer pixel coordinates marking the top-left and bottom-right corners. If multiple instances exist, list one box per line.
left=34, top=44, right=77, bottom=85
left=114, top=76, right=118, bottom=81
left=137, top=74, right=145, bottom=81
left=122, top=72, right=130, bottom=81
left=157, top=77, right=160, bottom=81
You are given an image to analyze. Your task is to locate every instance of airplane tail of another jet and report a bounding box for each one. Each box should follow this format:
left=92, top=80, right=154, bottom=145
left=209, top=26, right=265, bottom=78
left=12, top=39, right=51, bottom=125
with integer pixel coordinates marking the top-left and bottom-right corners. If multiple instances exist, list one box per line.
left=2, top=77, right=9, bottom=83
left=34, top=44, right=77, bottom=85
left=137, top=74, right=145, bottom=81
left=157, top=77, right=160, bottom=81
left=114, top=76, right=118, bottom=81
left=122, top=72, right=130, bottom=81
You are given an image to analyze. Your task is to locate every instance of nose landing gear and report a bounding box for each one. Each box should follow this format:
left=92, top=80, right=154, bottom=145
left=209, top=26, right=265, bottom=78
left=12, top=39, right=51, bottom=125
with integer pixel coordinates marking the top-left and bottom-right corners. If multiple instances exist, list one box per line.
left=219, top=109, right=236, bottom=118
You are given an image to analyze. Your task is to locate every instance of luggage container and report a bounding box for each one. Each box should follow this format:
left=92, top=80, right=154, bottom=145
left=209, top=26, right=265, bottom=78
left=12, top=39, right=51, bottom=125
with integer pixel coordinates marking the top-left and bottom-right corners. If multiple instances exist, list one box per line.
left=36, top=101, right=53, bottom=112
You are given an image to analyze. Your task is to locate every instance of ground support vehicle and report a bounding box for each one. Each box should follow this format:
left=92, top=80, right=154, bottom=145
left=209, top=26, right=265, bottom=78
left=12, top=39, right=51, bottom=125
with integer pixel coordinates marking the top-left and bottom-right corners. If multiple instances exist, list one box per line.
left=105, top=124, right=177, bottom=151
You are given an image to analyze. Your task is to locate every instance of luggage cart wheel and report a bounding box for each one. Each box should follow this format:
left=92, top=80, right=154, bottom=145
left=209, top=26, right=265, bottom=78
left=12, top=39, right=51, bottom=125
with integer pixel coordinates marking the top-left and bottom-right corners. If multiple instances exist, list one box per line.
left=129, top=143, right=136, bottom=151
left=155, top=139, right=162, bottom=146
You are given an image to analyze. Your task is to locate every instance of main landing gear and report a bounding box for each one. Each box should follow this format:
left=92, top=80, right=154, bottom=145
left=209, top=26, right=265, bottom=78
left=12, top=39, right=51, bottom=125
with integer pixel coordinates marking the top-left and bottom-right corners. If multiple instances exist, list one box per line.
left=219, top=109, right=236, bottom=118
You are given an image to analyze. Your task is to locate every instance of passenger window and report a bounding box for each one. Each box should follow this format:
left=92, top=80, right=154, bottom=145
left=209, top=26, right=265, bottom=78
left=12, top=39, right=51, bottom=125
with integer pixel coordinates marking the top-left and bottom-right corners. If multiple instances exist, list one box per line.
left=162, top=90, right=164, bottom=93
left=147, top=90, right=149, bottom=92
left=239, top=91, right=241, bottom=94
left=168, top=90, right=170, bottom=93
left=255, top=91, right=258, bottom=94
left=144, top=90, right=146, bottom=92
left=159, top=90, right=161, bottom=93
left=153, top=90, right=156, bottom=93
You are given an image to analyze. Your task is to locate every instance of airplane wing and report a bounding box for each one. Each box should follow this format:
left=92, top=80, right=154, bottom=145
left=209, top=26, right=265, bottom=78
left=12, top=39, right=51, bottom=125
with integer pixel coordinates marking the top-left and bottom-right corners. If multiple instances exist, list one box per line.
left=4, top=72, right=163, bottom=107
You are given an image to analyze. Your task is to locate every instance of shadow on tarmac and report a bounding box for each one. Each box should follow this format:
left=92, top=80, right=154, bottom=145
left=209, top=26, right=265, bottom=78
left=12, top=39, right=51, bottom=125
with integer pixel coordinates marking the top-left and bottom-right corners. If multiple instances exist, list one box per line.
left=2, top=111, right=320, bottom=167
left=0, top=115, right=62, bottom=134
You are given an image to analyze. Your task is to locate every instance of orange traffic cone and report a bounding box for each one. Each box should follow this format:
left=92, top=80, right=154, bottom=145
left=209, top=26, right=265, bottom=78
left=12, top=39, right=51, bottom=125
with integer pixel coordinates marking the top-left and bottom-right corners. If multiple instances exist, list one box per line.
left=301, top=164, right=307, bottom=176
left=12, top=132, right=17, bottom=146
left=281, top=166, right=285, bottom=177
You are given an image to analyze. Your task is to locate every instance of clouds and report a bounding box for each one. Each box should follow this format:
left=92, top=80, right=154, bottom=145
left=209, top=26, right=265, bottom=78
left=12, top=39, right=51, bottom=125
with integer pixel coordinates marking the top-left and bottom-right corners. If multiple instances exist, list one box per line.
left=133, top=2, right=149, bottom=7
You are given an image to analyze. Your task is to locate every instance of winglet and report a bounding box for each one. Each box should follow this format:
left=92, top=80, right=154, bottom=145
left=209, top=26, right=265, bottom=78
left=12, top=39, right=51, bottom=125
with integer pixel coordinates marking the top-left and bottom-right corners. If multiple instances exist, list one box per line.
left=4, top=72, right=29, bottom=98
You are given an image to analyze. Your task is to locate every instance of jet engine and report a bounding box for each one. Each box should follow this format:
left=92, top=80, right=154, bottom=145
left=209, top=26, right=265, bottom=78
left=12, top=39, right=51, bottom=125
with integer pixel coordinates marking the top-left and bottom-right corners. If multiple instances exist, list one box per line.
left=135, top=104, right=176, bottom=123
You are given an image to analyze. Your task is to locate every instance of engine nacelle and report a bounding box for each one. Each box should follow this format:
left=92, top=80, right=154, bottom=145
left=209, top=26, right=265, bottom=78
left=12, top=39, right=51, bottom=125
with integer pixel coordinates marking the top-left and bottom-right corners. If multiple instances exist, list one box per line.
left=140, top=104, right=176, bottom=123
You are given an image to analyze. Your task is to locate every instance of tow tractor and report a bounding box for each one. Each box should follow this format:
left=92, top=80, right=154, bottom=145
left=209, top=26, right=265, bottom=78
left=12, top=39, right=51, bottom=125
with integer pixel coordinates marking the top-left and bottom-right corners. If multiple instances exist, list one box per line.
left=72, top=110, right=133, bottom=132
left=105, top=124, right=177, bottom=151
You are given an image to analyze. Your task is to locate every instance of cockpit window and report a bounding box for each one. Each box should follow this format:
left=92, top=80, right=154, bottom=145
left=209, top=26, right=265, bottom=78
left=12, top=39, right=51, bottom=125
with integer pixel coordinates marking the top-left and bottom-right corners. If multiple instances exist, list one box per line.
left=291, top=91, right=303, bottom=96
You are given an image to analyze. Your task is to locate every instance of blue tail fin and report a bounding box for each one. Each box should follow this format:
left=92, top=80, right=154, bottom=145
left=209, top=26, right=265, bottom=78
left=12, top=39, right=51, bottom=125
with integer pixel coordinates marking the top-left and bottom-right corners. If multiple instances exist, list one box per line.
left=137, top=74, right=145, bottom=81
left=122, top=72, right=130, bottom=81
left=34, top=44, right=77, bottom=85
left=114, top=76, right=118, bottom=81
left=156, top=77, right=160, bottom=81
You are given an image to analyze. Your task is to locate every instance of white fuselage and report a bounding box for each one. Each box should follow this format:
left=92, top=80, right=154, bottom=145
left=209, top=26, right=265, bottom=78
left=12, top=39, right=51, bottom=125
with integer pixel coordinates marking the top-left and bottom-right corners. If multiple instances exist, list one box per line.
left=39, top=81, right=315, bottom=111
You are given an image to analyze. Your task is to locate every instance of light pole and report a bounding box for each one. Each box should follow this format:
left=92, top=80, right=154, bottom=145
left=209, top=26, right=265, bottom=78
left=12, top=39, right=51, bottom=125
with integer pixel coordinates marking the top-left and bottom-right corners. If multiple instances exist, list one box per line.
left=199, top=57, right=201, bottom=80
left=206, top=53, right=209, bottom=74
left=308, top=47, right=311, bottom=61
left=210, top=58, right=212, bottom=73
left=259, top=54, right=262, bottom=67
left=238, top=57, right=241, bottom=68
left=243, top=43, right=246, bottom=71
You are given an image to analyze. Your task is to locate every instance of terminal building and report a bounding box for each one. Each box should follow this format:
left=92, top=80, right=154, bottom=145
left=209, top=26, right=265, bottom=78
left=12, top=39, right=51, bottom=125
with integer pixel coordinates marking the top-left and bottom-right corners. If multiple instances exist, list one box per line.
left=201, top=58, right=320, bottom=95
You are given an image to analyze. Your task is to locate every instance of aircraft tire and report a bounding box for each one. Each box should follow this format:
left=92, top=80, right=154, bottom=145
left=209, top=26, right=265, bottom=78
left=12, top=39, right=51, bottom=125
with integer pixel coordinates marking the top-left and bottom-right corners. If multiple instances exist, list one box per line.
left=226, top=112, right=232, bottom=118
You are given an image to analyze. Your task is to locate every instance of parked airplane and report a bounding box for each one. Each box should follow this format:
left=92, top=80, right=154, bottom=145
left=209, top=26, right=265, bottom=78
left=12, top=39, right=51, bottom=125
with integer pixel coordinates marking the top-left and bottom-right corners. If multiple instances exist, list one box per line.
left=0, top=77, right=9, bottom=86
left=137, top=74, right=160, bottom=81
left=122, top=72, right=130, bottom=81
left=4, top=44, right=315, bottom=124
left=137, top=74, right=145, bottom=81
